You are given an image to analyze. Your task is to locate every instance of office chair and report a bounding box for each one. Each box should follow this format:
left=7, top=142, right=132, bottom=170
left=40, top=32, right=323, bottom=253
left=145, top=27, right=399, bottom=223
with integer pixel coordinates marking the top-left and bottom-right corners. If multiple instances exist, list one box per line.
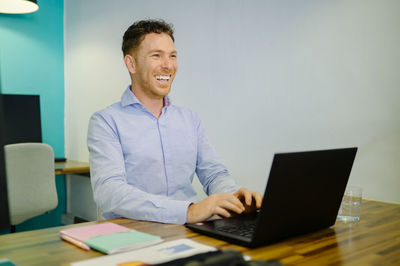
left=4, top=143, right=58, bottom=232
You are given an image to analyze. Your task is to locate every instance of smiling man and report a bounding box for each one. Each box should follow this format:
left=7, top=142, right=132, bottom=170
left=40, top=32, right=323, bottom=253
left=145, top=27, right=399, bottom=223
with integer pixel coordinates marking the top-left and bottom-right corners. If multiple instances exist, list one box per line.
left=87, top=19, right=262, bottom=224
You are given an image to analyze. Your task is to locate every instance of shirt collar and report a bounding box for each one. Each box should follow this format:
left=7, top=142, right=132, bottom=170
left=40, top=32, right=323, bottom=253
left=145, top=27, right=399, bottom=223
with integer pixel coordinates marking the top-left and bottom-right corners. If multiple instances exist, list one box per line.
left=121, top=86, right=172, bottom=108
left=121, top=86, right=141, bottom=107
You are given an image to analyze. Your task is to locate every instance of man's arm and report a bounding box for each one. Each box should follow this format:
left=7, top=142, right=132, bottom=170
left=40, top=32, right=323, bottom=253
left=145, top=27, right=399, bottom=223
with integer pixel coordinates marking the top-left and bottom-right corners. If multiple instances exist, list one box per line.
left=88, top=112, right=191, bottom=224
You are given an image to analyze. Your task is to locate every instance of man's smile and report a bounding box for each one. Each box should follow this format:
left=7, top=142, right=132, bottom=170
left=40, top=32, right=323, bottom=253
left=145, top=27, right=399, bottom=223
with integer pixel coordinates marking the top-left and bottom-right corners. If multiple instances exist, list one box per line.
left=154, top=74, right=171, bottom=82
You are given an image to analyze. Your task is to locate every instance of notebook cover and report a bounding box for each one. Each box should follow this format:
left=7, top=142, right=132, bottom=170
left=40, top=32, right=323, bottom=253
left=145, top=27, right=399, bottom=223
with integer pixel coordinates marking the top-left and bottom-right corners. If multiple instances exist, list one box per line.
left=60, top=222, right=131, bottom=241
left=85, top=231, right=162, bottom=254
left=60, top=222, right=162, bottom=254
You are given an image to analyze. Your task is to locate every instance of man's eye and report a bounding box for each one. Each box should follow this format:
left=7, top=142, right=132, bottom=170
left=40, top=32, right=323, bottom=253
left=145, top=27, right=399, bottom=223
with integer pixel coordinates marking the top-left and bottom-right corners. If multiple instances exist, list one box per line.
left=152, top=54, right=160, bottom=57
left=170, top=54, right=177, bottom=58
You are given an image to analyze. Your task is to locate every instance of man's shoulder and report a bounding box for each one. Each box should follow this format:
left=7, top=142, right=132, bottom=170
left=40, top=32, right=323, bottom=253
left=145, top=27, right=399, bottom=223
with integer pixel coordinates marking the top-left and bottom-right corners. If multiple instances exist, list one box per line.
left=90, top=101, right=123, bottom=121
left=91, top=87, right=133, bottom=118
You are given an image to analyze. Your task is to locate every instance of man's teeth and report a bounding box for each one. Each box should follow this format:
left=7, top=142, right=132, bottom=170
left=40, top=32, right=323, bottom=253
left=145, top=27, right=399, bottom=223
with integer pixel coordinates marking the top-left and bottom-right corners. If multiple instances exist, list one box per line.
left=155, top=75, right=170, bottom=81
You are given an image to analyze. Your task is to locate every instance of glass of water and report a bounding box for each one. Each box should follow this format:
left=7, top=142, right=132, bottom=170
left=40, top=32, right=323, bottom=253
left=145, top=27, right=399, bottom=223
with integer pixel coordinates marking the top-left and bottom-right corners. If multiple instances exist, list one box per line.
left=337, top=186, right=362, bottom=222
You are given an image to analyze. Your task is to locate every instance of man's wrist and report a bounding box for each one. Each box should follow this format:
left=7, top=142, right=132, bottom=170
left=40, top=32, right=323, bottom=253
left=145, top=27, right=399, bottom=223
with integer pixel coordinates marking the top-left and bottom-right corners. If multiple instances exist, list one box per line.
left=186, top=202, right=194, bottom=223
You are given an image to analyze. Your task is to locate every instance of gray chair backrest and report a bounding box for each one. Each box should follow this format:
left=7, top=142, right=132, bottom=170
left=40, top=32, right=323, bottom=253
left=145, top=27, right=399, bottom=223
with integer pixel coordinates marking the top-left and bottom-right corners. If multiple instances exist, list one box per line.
left=4, top=143, right=58, bottom=225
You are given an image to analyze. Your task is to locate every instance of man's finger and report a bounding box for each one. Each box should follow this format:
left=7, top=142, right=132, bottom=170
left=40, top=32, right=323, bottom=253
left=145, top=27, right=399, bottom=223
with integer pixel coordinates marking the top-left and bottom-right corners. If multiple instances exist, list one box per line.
left=218, top=199, right=244, bottom=214
left=243, top=189, right=253, bottom=206
left=221, top=193, right=245, bottom=210
left=235, top=188, right=252, bottom=206
left=254, top=192, right=263, bottom=208
left=214, top=206, right=232, bottom=218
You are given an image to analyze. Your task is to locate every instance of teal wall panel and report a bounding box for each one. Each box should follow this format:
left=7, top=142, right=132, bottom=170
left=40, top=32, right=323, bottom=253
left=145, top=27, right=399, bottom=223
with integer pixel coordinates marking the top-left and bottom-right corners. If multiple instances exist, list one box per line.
left=0, top=1, right=64, bottom=157
left=0, top=1, right=65, bottom=233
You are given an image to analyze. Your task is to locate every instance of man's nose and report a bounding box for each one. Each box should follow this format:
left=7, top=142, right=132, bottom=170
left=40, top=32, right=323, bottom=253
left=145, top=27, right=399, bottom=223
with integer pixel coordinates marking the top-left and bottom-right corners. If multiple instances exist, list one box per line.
left=161, top=56, right=173, bottom=69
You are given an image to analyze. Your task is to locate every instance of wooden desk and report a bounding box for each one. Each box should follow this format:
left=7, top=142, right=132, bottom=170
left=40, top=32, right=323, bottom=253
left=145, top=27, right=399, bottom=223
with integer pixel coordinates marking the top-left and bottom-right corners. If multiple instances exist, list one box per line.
left=0, top=200, right=399, bottom=265
left=55, top=160, right=90, bottom=176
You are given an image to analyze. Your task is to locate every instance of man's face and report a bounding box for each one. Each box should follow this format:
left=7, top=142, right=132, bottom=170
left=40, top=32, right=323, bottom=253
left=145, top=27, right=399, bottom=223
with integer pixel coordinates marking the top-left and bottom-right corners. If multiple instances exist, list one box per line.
left=130, top=33, right=178, bottom=99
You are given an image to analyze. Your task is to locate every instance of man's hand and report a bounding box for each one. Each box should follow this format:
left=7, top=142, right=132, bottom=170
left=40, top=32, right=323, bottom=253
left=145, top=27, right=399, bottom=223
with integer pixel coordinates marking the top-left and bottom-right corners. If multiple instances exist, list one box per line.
left=233, top=187, right=263, bottom=214
left=186, top=193, right=245, bottom=224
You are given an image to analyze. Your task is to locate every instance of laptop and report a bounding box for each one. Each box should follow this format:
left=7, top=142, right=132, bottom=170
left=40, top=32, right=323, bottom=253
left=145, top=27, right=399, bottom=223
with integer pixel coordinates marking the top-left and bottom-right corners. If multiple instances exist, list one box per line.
left=186, top=147, right=357, bottom=248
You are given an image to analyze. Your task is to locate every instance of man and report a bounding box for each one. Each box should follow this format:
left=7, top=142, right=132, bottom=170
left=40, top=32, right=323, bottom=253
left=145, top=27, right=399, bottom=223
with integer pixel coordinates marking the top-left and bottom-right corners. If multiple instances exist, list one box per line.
left=87, top=19, right=262, bottom=224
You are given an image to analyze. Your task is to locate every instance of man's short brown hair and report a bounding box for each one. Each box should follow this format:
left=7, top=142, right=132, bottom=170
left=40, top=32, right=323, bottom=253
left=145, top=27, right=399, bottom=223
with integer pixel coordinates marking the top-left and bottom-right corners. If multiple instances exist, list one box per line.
left=122, top=19, right=175, bottom=56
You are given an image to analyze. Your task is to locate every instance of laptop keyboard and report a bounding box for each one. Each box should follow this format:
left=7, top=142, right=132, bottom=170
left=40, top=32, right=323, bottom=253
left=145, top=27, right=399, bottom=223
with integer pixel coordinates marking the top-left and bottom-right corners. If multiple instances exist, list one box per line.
left=216, top=222, right=257, bottom=238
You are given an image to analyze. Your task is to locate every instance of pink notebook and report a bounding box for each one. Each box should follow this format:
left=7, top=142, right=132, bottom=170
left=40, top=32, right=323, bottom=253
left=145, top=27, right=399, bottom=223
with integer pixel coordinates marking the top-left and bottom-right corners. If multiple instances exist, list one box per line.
left=60, top=222, right=131, bottom=241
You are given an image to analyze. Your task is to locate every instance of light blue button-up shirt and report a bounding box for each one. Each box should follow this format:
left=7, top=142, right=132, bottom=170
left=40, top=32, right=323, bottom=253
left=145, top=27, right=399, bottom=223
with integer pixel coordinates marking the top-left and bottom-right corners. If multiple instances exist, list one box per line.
left=87, top=87, right=239, bottom=224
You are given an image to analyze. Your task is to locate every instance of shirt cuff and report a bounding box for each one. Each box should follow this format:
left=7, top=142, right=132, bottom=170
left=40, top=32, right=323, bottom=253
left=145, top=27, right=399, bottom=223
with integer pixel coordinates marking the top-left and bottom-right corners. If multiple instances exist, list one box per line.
left=163, top=200, right=193, bottom=224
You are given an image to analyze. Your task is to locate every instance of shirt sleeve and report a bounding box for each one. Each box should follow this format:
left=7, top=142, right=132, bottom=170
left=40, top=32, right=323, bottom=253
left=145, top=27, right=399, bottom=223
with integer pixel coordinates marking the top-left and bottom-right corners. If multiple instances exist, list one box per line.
left=194, top=114, right=240, bottom=195
left=87, top=111, right=192, bottom=224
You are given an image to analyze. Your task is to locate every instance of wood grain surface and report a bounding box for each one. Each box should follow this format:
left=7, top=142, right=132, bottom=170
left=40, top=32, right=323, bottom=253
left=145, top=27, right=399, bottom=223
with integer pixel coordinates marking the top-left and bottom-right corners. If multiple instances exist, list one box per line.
left=0, top=200, right=399, bottom=265
left=54, top=160, right=90, bottom=175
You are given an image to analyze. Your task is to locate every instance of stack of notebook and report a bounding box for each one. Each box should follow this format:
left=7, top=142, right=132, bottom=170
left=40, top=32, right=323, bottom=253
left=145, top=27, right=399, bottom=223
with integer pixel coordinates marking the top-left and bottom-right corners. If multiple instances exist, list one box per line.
left=60, top=222, right=162, bottom=254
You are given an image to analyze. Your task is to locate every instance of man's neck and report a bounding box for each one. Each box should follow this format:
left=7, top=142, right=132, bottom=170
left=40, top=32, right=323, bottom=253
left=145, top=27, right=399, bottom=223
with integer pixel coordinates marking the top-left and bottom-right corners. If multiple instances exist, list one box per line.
left=131, top=87, right=164, bottom=118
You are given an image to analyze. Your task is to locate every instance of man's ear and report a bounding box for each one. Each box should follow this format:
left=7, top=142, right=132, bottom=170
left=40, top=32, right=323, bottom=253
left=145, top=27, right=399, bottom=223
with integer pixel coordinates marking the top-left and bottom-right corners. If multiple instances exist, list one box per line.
left=124, top=54, right=136, bottom=74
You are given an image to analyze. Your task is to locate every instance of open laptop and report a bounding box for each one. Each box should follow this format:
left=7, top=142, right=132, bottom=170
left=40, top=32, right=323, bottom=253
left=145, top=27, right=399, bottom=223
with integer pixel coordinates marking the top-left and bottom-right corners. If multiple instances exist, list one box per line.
left=186, top=147, right=357, bottom=248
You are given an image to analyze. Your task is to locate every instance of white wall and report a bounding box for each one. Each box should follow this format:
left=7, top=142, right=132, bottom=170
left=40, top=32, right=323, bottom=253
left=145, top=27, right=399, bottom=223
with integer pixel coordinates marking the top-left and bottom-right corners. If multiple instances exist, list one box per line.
left=65, top=0, right=400, bottom=203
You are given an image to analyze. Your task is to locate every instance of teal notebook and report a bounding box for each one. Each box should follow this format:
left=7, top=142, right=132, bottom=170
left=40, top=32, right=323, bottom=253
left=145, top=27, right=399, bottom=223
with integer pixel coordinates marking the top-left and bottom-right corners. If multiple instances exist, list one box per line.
left=85, top=231, right=162, bottom=254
